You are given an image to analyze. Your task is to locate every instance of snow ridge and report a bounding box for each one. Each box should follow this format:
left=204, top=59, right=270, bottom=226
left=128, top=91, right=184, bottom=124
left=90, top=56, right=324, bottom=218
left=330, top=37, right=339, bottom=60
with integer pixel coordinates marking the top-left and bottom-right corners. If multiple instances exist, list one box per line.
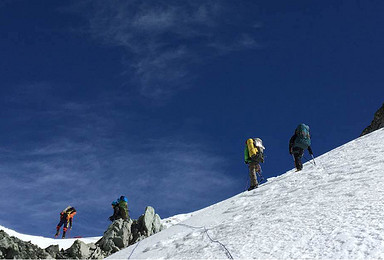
left=110, top=128, right=384, bottom=259
left=1, top=129, right=383, bottom=259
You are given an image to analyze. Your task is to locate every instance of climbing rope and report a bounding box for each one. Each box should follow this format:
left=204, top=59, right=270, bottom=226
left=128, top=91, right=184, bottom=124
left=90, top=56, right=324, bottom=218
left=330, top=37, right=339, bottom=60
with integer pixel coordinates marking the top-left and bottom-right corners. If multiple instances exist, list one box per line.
left=127, top=223, right=234, bottom=259
left=176, top=223, right=234, bottom=260
left=127, top=239, right=142, bottom=259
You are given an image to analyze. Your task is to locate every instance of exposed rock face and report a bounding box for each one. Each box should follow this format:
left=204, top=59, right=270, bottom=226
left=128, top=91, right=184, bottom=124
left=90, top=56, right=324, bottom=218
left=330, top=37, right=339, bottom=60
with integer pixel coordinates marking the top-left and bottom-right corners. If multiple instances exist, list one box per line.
left=0, top=206, right=165, bottom=259
left=0, top=230, right=52, bottom=259
left=361, top=103, right=384, bottom=136
left=96, top=206, right=164, bottom=258
left=65, top=240, right=92, bottom=259
left=132, top=206, right=163, bottom=241
left=45, top=245, right=60, bottom=258
left=96, top=218, right=133, bottom=255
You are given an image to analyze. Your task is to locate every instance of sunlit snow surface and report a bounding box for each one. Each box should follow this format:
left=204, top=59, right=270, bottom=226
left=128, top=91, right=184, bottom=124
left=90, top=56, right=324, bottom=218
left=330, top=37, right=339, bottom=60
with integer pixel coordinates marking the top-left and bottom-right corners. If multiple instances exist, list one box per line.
left=109, top=128, right=384, bottom=259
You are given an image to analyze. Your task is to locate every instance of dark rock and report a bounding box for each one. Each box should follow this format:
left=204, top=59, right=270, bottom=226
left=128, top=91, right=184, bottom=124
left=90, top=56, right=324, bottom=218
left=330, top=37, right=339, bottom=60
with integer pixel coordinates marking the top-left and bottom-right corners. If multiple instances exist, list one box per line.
left=65, top=240, right=91, bottom=259
left=0, top=205, right=165, bottom=259
left=0, top=230, right=52, bottom=259
left=89, top=245, right=104, bottom=259
left=45, top=245, right=60, bottom=258
left=361, top=103, right=384, bottom=136
left=96, top=218, right=133, bottom=254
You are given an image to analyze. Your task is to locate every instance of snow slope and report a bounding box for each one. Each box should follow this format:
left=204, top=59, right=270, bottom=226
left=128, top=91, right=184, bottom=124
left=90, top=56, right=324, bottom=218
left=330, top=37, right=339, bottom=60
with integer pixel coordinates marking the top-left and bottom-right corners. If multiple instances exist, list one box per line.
left=0, top=224, right=101, bottom=250
left=109, top=128, right=384, bottom=259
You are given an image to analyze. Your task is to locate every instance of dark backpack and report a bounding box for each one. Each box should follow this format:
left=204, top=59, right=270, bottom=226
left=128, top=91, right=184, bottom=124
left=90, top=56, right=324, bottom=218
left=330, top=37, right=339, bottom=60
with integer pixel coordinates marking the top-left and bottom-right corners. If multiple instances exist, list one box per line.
left=294, top=124, right=311, bottom=149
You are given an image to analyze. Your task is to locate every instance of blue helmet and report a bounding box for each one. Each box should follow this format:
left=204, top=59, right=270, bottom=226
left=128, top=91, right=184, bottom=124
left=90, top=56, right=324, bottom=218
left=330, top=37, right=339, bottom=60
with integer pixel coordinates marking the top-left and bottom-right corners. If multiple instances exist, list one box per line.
left=111, top=200, right=118, bottom=206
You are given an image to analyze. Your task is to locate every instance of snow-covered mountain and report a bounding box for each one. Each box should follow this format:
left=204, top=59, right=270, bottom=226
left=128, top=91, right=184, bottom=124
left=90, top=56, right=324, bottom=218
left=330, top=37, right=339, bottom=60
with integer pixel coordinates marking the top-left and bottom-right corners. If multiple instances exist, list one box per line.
left=1, top=128, right=383, bottom=259
left=109, top=128, right=384, bottom=259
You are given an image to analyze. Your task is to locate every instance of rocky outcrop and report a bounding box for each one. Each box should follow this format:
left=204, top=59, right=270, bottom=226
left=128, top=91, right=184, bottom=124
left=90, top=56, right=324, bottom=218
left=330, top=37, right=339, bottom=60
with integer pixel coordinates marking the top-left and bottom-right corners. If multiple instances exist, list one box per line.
left=361, top=103, right=384, bottom=136
left=0, top=206, right=165, bottom=259
left=96, top=218, right=133, bottom=255
left=65, top=240, right=92, bottom=259
left=0, top=230, right=52, bottom=259
left=132, top=206, right=163, bottom=241
left=95, top=206, right=164, bottom=258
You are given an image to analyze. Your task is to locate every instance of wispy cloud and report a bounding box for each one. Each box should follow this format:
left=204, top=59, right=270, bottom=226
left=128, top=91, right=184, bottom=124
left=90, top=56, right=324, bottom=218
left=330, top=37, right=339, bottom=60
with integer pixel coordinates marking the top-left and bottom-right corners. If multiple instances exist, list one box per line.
left=0, top=82, right=240, bottom=236
left=0, top=131, right=238, bottom=236
left=70, top=0, right=260, bottom=99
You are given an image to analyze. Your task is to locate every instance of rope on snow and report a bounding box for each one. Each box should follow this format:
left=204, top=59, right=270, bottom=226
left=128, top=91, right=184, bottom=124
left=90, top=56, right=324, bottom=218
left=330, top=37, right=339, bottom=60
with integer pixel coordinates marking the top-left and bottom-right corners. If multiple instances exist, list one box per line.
left=176, top=223, right=234, bottom=260
left=127, top=239, right=142, bottom=259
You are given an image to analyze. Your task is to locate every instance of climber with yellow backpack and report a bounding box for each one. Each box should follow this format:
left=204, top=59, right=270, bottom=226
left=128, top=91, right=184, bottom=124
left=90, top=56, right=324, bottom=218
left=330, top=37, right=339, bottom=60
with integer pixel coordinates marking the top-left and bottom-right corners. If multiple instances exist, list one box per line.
left=244, top=138, right=265, bottom=191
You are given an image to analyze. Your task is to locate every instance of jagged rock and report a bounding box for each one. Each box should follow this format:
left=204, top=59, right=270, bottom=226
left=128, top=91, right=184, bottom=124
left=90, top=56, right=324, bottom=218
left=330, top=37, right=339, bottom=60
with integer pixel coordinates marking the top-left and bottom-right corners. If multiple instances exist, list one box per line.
left=131, top=206, right=165, bottom=242
left=0, top=206, right=165, bottom=259
left=153, top=213, right=163, bottom=233
left=89, top=245, right=104, bottom=259
left=361, top=103, right=384, bottom=136
left=96, top=218, right=133, bottom=254
left=0, top=230, right=52, bottom=259
left=143, top=206, right=155, bottom=235
left=143, top=206, right=164, bottom=236
left=45, top=245, right=60, bottom=258
left=65, top=240, right=91, bottom=259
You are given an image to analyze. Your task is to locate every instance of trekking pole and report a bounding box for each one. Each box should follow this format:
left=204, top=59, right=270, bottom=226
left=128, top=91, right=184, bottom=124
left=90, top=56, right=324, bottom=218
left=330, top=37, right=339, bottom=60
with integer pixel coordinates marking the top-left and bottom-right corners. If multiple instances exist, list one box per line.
left=311, top=154, right=317, bottom=166
left=256, top=165, right=264, bottom=182
left=258, top=172, right=264, bottom=182
left=303, top=155, right=315, bottom=166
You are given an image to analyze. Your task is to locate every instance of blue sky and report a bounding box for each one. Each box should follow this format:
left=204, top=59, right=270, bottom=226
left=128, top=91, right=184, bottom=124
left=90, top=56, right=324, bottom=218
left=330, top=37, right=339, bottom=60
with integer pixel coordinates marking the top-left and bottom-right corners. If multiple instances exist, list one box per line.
left=0, top=0, right=383, bottom=237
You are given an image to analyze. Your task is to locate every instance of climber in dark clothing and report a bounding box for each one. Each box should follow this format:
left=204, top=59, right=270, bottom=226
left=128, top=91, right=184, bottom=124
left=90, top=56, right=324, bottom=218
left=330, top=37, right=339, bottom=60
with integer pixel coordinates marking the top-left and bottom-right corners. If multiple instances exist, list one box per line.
left=55, top=206, right=77, bottom=238
left=109, top=200, right=122, bottom=221
left=109, top=196, right=129, bottom=221
left=289, top=124, right=314, bottom=171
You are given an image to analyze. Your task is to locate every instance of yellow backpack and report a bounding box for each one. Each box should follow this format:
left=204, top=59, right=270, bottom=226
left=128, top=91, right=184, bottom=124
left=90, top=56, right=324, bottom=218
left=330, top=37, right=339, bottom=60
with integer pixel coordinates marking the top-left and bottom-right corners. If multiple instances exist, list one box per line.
left=246, top=138, right=259, bottom=158
left=246, top=138, right=265, bottom=163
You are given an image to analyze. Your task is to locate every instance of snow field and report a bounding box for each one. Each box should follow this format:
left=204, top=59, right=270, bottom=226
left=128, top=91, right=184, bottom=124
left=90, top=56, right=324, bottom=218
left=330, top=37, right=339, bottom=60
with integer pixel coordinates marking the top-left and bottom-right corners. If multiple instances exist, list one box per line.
left=110, top=128, right=384, bottom=259
left=1, top=129, right=383, bottom=258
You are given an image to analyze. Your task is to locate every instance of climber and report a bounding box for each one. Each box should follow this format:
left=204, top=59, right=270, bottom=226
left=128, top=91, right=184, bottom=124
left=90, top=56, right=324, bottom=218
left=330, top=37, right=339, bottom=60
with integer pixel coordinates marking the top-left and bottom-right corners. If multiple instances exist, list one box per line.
left=289, top=123, right=314, bottom=171
left=117, top=196, right=129, bottom=221
left=109, top=200, right=122, bottom=221
left=55, top=206, right=77, bottom=239
left=109, top=196, right=129, bottom=221
left=244, top=138, right=265, bottom=191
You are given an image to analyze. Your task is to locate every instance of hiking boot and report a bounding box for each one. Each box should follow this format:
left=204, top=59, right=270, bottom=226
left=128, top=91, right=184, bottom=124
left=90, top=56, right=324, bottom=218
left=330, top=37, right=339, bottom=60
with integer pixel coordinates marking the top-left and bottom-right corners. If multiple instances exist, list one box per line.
left=54, top=231, right=60, bottom=238
left=247, top=184, right=258, bottom=191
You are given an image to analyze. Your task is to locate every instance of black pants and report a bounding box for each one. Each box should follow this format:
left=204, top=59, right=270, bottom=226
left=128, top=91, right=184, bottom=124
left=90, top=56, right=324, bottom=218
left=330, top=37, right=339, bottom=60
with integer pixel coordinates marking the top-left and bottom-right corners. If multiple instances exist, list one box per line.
left=292, top=147, right=304, bottom=170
